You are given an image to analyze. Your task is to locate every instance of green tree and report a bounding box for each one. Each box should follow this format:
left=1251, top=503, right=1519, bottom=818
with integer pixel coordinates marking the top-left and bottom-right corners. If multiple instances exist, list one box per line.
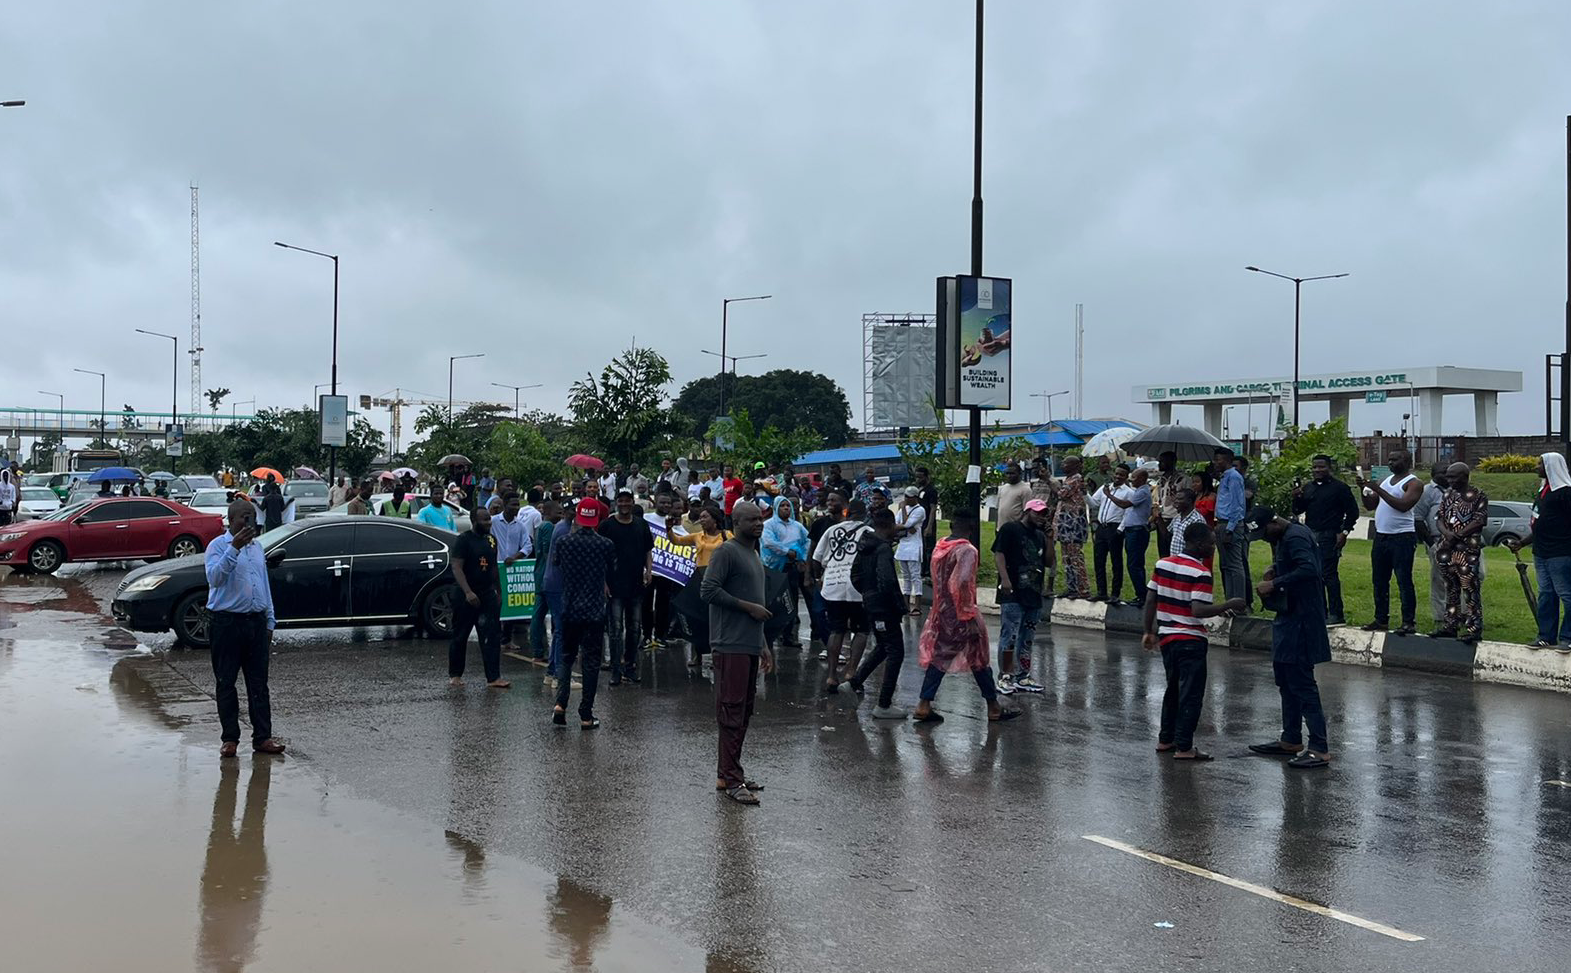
left=486, top=422, right=564, bottom=488
left=403, top=403, right=513, bottom=477
left=1254, top=416, right=1358, bottom=512
left=205, top=387, right=230, bottom=416
left=896, top=403, right=1029, bottom=514
left=673, top=369, right=853, bottom=446
left=567, top=346, right=682, bottom=465
left=705, top=409, right=823, bottom=472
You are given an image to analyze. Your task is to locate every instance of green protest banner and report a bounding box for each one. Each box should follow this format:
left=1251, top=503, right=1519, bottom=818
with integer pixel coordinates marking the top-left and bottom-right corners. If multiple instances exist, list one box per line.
left=500, top=559, right=537, bottom=621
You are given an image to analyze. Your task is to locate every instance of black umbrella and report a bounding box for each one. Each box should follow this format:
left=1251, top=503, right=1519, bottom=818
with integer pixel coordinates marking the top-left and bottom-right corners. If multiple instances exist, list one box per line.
left=438, top=453, right=472, bottom=467
left=1121, top=423, right=1227, bottom=463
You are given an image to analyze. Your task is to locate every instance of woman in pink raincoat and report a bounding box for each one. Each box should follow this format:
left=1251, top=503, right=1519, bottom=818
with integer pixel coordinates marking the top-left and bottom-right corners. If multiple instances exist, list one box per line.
left=912, top=510, right=1020, bottom=724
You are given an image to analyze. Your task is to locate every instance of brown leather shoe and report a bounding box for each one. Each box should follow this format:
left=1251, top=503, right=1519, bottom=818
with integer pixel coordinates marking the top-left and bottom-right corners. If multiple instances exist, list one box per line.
left=220, top=742, right=238, bottom=759
left=252, top=739, right=286, bottom=755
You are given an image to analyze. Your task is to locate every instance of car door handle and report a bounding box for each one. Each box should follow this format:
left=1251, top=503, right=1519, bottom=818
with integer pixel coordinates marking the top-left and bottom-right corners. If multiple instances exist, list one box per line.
left=115, top=524, right=129, bottom=529
left=325, top=559, right=348, bottom=577
left=419, top=555, right=442, bottom=569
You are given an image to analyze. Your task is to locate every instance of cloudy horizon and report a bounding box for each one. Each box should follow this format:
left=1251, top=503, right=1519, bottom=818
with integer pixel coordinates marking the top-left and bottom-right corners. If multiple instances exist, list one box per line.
left=3, top=0, right=1567, bottom=451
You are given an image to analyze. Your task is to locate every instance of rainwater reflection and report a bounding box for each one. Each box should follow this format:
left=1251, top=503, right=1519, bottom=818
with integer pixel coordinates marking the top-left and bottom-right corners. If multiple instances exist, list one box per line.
left=197, top=760, right=272, bottom=973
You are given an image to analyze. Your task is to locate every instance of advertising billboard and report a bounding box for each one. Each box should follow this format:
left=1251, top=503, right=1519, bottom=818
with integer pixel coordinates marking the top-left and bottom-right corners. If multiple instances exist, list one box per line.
left=319, top=394, right=349, bottom=448
left=955, top=276, right=1011, bottom=409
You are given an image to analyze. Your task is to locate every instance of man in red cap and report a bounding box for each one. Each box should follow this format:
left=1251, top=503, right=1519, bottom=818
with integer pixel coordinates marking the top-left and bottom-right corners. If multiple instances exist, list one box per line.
left=992, top=496, right=1050, bottom=694
left=548, top=497, right=615, bottom=729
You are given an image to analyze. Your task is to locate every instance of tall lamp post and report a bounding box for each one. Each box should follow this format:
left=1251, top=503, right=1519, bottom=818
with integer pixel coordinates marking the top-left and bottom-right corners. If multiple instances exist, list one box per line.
left=719, top=295, right=771, bottom=416
left=37, top=391, right=63, bottom=434
left=702, top=350, right=767, bottom=374
left=490, top=382, right=542, bottom=419
left=135, top=329, right=179, bottom=472
left=275, top=241, right=340, bottom=483
left=965, top=0, right=986, bottom=532
left=1244, top=266, right=1348, bottom=430
left=1029, top=389, right=1070, bottom=469
left=73, top=368, right=105, bottom=448
left=449, top=354, right=485, bottom=421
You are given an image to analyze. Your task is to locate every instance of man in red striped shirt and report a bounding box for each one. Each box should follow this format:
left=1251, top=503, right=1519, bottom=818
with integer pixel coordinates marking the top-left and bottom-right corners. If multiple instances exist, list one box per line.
left=1142, top=521, right=1245, bottom=761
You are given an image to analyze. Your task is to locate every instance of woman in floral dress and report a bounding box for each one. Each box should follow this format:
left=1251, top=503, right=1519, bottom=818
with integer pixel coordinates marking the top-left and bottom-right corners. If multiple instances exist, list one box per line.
left=1055, top=455, right=1090, bottom=598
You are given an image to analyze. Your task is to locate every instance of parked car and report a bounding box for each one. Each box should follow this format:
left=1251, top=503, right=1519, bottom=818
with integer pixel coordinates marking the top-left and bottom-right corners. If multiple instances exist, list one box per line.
left=284, top=479, right=332, bottom=516
left=0, top=497, right=225, bottom=574
left=111, top=517, right=460, bottom=648
left=45, top=471, right=92, bottom=500
left=157, top=474, right=220, bottom=504
left=325, top=493, right=471, bottom=533
left=1482, top=501, right=1534, bottom=547
left=16, top=487, right=61, bottom=520
left=22, top=473, right=53, bottom=489
left=186, top=488, right=234, bottom=518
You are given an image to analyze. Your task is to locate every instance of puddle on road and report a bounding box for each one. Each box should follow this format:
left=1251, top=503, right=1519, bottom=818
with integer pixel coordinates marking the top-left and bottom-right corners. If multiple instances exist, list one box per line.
left=0, top=600, right=742, bottom=972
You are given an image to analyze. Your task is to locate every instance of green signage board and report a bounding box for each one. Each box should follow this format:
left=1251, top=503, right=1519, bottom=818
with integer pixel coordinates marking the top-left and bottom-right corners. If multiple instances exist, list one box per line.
left=500, top=559, right=537, bottom=621
left=1365, top=391, right=1387, bottom=404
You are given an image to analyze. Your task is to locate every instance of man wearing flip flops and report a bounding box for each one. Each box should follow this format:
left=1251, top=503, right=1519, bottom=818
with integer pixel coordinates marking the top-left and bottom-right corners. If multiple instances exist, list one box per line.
left=701, top=502, right=776, bottom=805
left=1245, top=507, right=1333, bottom=770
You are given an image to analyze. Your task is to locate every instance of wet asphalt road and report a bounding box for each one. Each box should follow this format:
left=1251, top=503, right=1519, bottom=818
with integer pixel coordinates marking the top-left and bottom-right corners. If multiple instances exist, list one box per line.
left=6, top=561, right=1571, bottom=972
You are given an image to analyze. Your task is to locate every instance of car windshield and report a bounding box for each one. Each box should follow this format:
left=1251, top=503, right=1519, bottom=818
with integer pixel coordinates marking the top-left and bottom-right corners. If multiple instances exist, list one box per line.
left=43, top=501, right=91, bottom=522
left=257, top=522, right=311, bottom=551
left=21, top=488, right=56, bottom=502
left=286, top=481, right=329, bottom=498
left=191, top=489, right=229, bottom=506
left=24, top=474, right=51, bottom=487
left=182, top=476, right=219, bottom=490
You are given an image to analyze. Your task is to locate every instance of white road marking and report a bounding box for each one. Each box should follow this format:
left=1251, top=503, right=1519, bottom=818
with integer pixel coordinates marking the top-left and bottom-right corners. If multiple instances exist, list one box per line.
left=1081, top=835, right=1424, bottom=943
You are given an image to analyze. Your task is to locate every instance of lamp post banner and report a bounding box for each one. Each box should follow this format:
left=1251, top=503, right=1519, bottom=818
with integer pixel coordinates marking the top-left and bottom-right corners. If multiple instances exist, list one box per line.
left=319, top=394, right=349, bottom=447
left=956, top=275, right=1011, bottom=409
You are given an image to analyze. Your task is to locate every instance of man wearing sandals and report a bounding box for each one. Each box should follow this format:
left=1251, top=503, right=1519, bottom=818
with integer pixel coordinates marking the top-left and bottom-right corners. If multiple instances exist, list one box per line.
left=701, top=502, right=776, bottom=805
left=1245, top=507, right=1334, bottom=770
left=1142, top=521, right=1245, bottom=761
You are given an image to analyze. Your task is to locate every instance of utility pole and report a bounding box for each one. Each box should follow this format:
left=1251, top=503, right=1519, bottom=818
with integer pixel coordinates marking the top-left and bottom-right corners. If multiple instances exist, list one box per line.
left=966, top=0, right=985, bottom=534
left=189, top=186, right=203, bottom=421
left=1562, top=115, right=1570, bottom=453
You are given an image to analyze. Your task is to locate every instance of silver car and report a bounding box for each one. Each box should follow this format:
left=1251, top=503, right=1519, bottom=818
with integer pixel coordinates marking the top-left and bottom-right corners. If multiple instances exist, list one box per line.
left=284, top=479, right=332, bottom=517
left=1482, top=501, right=1534, bottom=547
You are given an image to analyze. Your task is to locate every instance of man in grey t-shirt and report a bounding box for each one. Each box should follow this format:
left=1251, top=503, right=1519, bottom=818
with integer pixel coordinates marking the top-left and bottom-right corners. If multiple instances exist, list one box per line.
left=701, top=502, right=776, bottom=805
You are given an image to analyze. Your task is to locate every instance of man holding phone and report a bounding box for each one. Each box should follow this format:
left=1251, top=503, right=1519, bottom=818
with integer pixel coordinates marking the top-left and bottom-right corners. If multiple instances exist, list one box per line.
left=204, top=498, right=286, bottom=758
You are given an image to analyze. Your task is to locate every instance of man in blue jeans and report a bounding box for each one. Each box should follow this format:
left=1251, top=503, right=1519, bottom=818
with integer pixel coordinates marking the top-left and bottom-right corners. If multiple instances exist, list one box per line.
left=992, top=498, right=1050, bottom=695
left=1511, top=451, right=1571, bottom=652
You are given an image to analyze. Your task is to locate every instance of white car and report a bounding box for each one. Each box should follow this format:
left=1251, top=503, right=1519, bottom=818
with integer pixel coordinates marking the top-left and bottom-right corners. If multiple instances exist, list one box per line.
left=16, top=487, right=61, bottom=520
left=187, top=488, right=234, bottom=518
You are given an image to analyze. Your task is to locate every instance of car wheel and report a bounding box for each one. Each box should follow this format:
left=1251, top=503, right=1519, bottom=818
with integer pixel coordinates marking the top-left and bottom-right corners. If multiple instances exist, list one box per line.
left=421, top=584, right=458, bottom=639
left=28, top=540, right=64, bottom=575
left=167, top=535, right=201, bottom=559
left=1493, top=533, right=1520, bottom=548
left=172, top=591, right=213, bottom=648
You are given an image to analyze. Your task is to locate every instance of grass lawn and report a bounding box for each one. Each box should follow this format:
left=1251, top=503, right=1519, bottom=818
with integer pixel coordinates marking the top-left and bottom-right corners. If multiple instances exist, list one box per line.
left=955, top=521, right=1541, bottom=645
left=1471, top=472, right=1540, bottom=503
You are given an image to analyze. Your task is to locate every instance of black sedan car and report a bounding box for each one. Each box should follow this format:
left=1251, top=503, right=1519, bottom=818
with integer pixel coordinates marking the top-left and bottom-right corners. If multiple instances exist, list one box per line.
left=112, top=517, right=461, bottom=648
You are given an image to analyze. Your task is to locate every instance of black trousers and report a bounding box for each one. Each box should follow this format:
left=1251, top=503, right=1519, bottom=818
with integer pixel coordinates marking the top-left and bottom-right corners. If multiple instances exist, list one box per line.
left=210, top=610, right=273, bottom=745
left=606, top=594, right=642, bottom=677
left=1273, top=660, right=1329, bottom=754
left=449, top=593, right=502, bottom=682
left=1158, top=638, right=1208, bottom=752
left=1093, top=522, right=1124, bottom=600
left=643, top=578, right=675, bottom=641
left=1155, top=521, right=1172, bottom=559
left=851, top=614, right=905, bottom=708
left=1314, top=529, right=1346, bottom=620
left=556, top=619, right=604, bottom=718
left=1371, top=531, right=1417, bottom=627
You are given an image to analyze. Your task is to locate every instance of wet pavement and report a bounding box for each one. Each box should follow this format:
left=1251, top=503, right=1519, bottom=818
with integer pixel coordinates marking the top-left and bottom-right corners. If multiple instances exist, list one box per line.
left=4, top=562, right=1571, bottom=972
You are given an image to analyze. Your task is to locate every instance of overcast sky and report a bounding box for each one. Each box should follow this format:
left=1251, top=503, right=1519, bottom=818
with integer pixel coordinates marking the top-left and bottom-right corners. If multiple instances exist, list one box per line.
left=3, top=0, right=1567, bottom=448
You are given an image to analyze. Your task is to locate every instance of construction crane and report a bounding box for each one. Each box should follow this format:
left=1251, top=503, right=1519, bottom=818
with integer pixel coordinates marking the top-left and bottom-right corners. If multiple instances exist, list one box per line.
left=363, top=389, right=497, bottom=456
left=189, top=185, right=203, bottom=421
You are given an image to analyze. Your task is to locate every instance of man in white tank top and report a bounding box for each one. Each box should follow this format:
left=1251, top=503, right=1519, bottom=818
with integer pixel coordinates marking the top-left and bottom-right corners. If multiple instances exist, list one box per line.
left=1357, top=448, right=1424, bottom=634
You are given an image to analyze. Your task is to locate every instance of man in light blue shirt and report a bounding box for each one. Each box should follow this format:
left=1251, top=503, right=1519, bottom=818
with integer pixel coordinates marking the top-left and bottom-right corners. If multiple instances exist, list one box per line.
left=204, top=499, right=284, bottom=757
left=1212, top=446, right=1251, bottom=609
left=416, top=484, right=456, bottom=531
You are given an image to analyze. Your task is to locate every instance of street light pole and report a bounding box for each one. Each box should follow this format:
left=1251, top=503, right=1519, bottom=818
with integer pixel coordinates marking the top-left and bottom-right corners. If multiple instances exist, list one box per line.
left=701, top=350, right=767, bottom=376
left=719, top=295, right=771, bottom=416
left=967, top=0, right=985, bottom=534
left=1245, top=266, right=1349, bottom=431
left=275, top=241, right=341, bottom=484
left=135, top=329, right=179, bottom=472
left=490, top=382, right=542, bottom=419
left=449, top=354, right=484, bottom=421
left=73, top=368, right=105, bottom=448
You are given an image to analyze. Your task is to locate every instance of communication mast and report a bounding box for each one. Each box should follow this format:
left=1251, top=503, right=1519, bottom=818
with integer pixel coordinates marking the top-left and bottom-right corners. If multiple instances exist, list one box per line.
left=189, top=185, right=203, bottom=420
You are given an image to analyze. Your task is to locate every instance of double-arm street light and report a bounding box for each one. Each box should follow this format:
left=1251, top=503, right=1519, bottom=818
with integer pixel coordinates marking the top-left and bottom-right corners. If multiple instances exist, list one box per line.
left=275, top=241, right=341, bottom=482
left=73, top=368, right=106, bottom=447
left=1245, top=265, right=1349, bottom=430
left=702, top=349, right=767, bottom=374
left=719, top=295, right=771, bottom=415
left=490, top=382, right=542, bottom=419
left=135, top=329, right=180, bottom=471
left=450, top=354, right=485, bottom=421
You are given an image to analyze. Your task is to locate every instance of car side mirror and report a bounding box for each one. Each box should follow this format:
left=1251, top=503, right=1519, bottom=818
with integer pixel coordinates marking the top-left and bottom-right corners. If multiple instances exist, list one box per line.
left=266, top=548, right=288, bottom=568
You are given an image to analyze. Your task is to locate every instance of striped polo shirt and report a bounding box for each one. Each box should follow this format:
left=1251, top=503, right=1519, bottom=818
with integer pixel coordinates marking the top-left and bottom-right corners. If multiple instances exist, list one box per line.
left=1149, top=554, right=1213, bottom=645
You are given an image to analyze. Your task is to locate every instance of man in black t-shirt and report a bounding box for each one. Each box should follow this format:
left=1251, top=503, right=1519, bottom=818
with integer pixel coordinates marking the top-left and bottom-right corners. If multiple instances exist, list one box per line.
left=450, top=507, right=509, bottom=688
left=914, top=466, right=940, bottom=579
left=992, top=498, right=1049, bottom=695
left=598, top=489, right=655, bottom=685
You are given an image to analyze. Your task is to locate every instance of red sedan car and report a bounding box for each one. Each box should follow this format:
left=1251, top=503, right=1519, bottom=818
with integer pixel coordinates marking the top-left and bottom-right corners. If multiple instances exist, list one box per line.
left=0, top=496, right=226, bottom=575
